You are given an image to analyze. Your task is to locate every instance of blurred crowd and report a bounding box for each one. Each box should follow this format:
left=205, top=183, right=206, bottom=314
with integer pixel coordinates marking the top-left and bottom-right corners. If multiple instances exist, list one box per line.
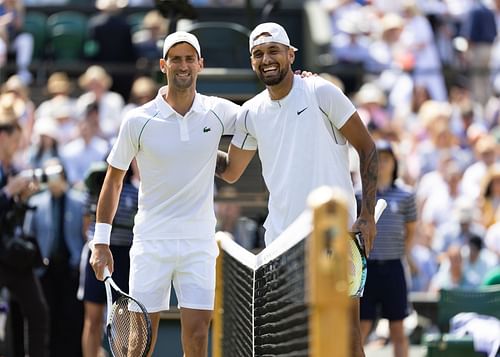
left=313, top=0, right=500, bottom=293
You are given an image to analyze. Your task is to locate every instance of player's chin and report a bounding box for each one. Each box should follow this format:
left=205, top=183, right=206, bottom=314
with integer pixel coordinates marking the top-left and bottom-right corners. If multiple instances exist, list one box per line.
left=259, top=73, right=282, bottom=86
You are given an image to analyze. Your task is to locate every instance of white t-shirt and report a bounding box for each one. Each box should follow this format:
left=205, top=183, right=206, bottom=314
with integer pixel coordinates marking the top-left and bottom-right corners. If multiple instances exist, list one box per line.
left=231, top=75, right=357, bottom=244
left=107, top=86, right=239, bottom=240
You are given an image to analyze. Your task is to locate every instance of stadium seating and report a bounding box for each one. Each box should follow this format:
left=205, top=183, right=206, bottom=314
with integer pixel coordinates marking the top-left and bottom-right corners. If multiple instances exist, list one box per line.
left=423, top=286, right=500, bottom=357
left=183, top=21, right=250, bottom=68
left=46, top=11, right=88, bottom=62
left=23, top=11, right=48, bottom=60
left=126, top=12, right=147, bottom=35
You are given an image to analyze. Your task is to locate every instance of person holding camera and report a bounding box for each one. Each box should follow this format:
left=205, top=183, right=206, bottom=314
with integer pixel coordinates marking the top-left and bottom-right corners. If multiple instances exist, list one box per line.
left=0, top=114, right=49, bottom=357
left=23, top=158, right=85, bottom=357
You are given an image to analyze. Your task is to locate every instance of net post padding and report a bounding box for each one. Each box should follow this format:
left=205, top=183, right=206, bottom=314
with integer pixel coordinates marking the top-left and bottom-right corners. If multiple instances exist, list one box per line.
left=308, top=186, right=350, bottom=357
left=212, top=232, right=230, bottom=357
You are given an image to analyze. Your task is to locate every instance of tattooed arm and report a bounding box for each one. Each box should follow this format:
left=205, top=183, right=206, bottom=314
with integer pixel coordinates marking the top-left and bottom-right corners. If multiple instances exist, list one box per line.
left=340, top=111, right=378, bottom=255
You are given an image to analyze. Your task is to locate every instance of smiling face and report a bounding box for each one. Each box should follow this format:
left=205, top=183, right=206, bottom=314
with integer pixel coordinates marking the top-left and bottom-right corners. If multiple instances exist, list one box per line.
left=250, top=41, right=294, bottom=86
left=160, top=42, right=203, bottom=91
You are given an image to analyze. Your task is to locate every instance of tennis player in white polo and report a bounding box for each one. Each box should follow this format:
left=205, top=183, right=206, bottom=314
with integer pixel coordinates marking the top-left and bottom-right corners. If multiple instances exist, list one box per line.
left=216, top=23, right=378, bottom=357
left=89, top=31, right=239, bottom=357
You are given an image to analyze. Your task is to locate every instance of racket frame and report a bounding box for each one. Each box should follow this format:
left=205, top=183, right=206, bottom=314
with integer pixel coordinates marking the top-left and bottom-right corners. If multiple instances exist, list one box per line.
left=104, top=267, right=153, bottom=357
left=349, top=199, right=387, bottom=297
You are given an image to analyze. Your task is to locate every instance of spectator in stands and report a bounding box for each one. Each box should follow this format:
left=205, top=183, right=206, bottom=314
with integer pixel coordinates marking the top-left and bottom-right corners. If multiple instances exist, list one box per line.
left=358, top=140, right=417, bottom=357
left=61, top=102, right=110, bottom=188
left=432, top=198, right=486, bottom=259
left=24, top=158, right=85, bottom=357
left=462, top=235, right=498, bottom=287
left=429, top=244, right=476, bottom=291
left=460, top=0, right=497, bottom=106
left=215, top=186, right=259, bottom=251
left=87, top=0, right=137, bottom=99
left=1, top=74, right=35, bottom=152
left=0, top=0, right=34, bottom=84
left=421, top=158, right=466, bottom=235
left=480, top=163, right=500, bottom=228
left=413, top=100, right=470, bottom=178
left=408, top=240, right=438, bottom=292
left=35, top=72, right=77, bottom=122
left=76, top=65, right=125, bottom=140
left=133, top=10, right=168, bottom=64
left=462, top=134, right=498, bottom=201
left=27, top=117, right=60, bottom=169
left=48, top=97, right=79, bottom=146
left=121, top=76, right=158, bottom=117
left=80, top=161, right=138, bottom=357
left=354, top=82, right=391, bottom=136
left=0, top=113, right=49, bottom=357
left=400, top=1, right=448, bottom=102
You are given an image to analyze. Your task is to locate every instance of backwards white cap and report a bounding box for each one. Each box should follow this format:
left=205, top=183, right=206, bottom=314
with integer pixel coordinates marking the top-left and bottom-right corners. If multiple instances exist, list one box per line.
left=249, top=22, right=298, bottom=53
left=163, top=31, right=201, bottom=58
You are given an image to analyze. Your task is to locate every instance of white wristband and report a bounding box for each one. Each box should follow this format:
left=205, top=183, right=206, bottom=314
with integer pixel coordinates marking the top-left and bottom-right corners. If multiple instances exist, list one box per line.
left=91, top=222, right=112, bottom=248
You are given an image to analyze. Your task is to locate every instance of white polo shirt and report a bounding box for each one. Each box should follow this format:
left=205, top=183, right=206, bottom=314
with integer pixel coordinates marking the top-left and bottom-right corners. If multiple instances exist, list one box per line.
left=108, top=86, right=239, bottom=240
left=232, top=75, right=357, bottom=244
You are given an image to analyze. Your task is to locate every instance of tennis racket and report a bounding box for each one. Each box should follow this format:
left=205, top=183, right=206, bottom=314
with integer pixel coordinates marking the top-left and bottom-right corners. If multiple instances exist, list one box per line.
left=348, top=199, right=387, bottom=297
left=104, top=267, right=152, bottom=357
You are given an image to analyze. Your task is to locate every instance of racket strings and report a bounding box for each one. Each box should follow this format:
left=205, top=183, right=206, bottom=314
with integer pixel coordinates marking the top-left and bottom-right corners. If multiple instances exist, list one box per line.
left=109, top=296, right=150, bottom=357
left=349, top=234, right=367, bottom=297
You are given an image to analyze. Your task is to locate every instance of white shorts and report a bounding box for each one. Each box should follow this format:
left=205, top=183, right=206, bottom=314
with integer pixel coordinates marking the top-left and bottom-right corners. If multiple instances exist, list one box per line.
left=129, top=239, right=219, bottom=313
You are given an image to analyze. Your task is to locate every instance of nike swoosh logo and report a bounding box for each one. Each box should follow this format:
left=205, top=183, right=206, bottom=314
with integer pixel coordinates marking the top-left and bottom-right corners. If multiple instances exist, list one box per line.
left=297, top=107, right=308, bottom=115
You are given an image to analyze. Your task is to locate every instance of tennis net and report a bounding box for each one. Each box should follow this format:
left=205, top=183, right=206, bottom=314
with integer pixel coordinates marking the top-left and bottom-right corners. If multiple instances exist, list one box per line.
left=213, top=187, right=352, bottom=357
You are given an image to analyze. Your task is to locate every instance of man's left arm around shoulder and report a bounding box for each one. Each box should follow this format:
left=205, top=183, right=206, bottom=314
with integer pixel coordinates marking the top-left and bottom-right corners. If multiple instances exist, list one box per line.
left=340, top=111, right=378, bottom=255
left=216, top=145, right=256, bottom=184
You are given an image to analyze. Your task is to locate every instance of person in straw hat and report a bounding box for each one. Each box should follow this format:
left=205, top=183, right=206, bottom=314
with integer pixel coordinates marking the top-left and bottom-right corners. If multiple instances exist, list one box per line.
left=76, top=65, right=125, bottom=140
left=36, top=72, right=77, bottom=123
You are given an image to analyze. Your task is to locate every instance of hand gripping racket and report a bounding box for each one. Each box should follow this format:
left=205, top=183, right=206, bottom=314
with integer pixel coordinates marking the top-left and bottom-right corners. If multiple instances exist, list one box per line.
left=348, top=199, right=387, bottom=297
left=104, top=267, right=152, bottom=357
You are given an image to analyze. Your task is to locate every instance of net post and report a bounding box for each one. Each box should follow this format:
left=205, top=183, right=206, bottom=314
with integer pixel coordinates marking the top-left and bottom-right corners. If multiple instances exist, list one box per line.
left=308, top=186, right=350, bottom=357
left=212, top=234, right=224, bottom=357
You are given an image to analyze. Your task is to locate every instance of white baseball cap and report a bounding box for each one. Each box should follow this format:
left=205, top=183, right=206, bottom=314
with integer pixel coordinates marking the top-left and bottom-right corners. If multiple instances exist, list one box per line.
left=163, top=31, right=201, bottom=58
left=249, top=22, right=298, bottom=53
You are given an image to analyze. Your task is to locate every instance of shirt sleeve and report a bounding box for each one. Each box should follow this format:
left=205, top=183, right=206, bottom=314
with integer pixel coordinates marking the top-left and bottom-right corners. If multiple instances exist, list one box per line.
left=314, top=77, right=356, bottom=129
left=217, top=98, right=241, bottom=136
left=231, top=107, right=258, bottom=150
left=107, top=114, right=139, bottom=170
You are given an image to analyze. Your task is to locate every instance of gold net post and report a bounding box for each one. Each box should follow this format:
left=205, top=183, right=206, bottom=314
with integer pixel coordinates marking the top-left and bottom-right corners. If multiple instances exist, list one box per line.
left=308, top=187, right=350, bottom=357
left=212, top=238, right=224, bottom=357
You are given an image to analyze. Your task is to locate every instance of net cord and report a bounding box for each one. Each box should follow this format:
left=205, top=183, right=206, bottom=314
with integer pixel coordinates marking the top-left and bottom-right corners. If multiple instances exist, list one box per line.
left=217, top=209, right=313, bottom=271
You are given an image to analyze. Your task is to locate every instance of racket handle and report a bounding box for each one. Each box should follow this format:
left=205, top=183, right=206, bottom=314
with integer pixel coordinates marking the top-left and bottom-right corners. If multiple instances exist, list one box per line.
left=374, top=199, right=387, bottom=223
left=103, top=266, right=112, bottom=280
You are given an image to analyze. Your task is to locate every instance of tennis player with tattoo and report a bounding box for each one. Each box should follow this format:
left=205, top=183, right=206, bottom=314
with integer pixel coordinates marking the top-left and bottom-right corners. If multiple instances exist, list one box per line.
left=89, top=31, right=239, bottom=357
left=217, top=23, right=378, bottom=357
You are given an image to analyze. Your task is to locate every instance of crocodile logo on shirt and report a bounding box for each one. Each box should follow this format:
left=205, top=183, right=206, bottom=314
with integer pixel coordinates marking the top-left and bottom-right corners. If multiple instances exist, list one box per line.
left=203, top=127, right=211, bottom=133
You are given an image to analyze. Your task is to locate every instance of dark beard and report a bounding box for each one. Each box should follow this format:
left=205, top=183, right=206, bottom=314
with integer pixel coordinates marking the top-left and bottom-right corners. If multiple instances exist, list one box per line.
left=257, top=66, right=288, bottom=86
